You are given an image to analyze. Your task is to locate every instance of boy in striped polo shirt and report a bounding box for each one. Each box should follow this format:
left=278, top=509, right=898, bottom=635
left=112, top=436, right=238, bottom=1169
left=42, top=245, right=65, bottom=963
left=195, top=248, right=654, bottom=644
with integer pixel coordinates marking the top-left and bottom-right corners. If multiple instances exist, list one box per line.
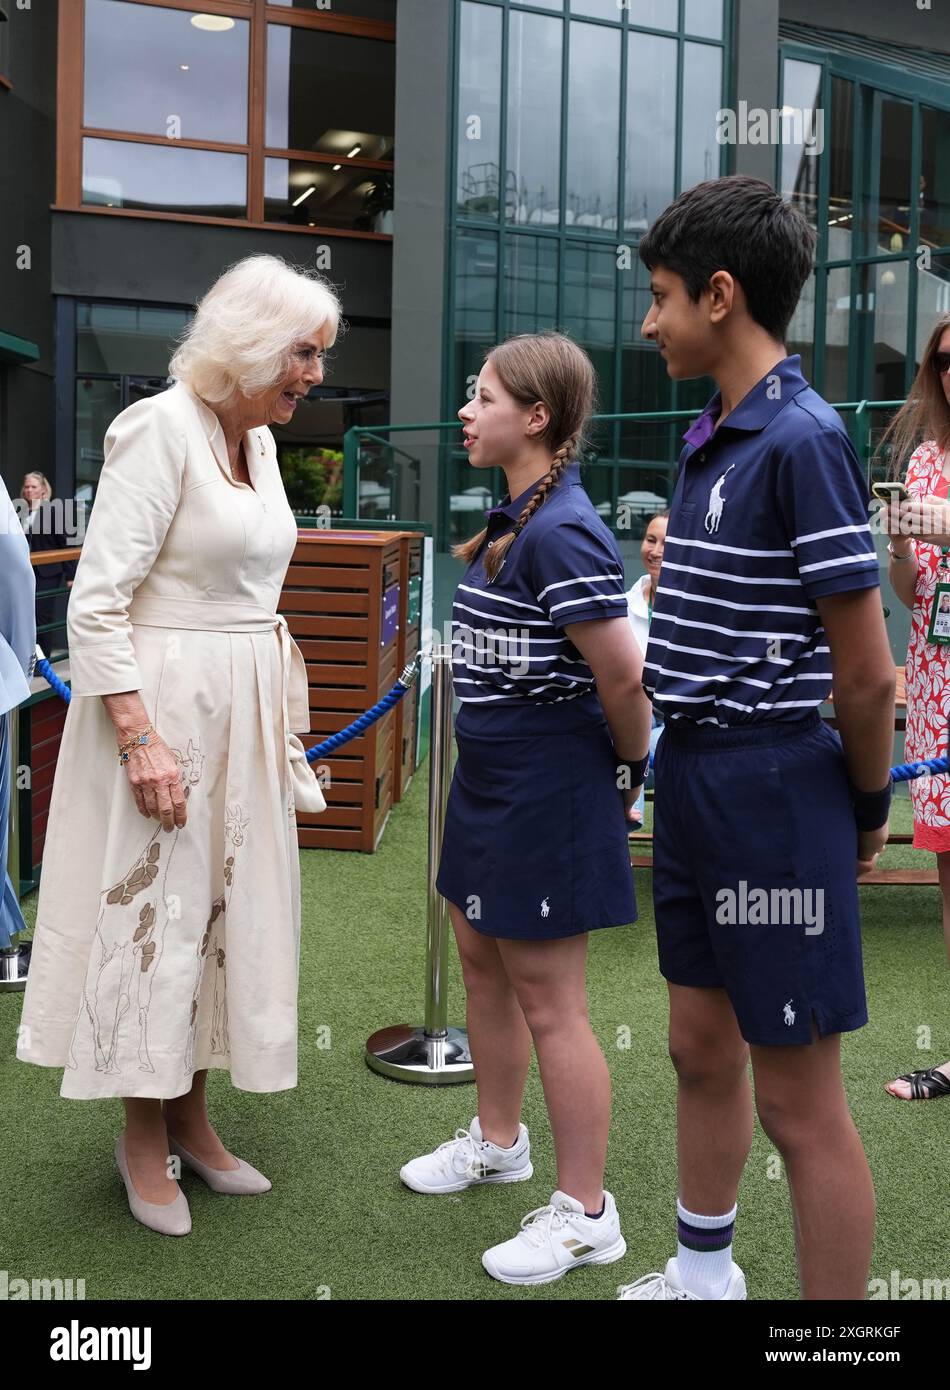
left=617, top=177, right=896, bottom=1302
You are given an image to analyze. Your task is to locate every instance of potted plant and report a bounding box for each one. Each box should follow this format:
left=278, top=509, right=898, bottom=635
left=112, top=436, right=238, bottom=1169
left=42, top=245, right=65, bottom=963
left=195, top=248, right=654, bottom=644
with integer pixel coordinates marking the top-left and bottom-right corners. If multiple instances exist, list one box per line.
left=361, top=171, right=394, bottom=234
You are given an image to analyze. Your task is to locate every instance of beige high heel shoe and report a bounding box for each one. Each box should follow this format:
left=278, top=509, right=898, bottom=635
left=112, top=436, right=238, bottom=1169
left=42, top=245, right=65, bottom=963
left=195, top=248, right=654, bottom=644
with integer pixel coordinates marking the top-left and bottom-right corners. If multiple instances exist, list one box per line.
left=115, top=1133, right=192, bottom=1236
left=167, top=1134, right=272, bottom=1195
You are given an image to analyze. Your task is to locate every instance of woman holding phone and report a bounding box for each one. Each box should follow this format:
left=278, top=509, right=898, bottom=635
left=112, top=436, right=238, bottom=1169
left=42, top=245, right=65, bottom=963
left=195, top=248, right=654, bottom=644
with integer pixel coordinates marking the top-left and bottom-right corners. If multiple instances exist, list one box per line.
left=880, top=310, right=950, bottom=1101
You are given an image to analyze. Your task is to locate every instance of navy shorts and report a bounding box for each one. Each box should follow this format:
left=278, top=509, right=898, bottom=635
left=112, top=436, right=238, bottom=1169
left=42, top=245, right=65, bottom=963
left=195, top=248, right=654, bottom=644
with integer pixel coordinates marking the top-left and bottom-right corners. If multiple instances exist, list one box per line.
left=653, top=710, right=868, bottom=1046
left=436, top=697, right=638, bottom=941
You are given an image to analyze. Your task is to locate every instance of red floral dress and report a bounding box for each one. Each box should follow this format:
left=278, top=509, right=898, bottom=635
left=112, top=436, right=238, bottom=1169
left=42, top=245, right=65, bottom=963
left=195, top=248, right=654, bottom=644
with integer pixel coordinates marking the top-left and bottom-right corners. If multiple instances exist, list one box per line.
left=903, top=440, right=950, bottom=852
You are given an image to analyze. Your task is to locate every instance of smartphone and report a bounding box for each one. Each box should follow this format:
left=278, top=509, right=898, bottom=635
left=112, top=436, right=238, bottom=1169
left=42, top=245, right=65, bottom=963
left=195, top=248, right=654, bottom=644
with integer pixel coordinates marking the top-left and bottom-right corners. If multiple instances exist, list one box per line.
left=871, top=481, right=910, bottom=506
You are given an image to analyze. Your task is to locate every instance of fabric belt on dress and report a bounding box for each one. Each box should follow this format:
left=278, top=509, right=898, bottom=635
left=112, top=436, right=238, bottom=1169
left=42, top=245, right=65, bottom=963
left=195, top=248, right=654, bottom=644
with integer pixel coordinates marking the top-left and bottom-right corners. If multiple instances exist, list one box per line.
left=127, top=595, right=309, bottom=732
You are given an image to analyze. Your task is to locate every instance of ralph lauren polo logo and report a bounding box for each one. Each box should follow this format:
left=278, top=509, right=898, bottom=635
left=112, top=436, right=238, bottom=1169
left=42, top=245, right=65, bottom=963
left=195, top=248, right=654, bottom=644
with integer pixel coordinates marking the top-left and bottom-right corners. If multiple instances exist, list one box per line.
left=704, top=464, right=736, bottom=534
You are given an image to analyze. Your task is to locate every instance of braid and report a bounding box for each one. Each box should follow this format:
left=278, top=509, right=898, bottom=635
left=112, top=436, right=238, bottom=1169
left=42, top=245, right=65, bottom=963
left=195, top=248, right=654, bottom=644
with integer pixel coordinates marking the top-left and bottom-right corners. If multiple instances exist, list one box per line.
left=485, top=435, right=578, bottom=584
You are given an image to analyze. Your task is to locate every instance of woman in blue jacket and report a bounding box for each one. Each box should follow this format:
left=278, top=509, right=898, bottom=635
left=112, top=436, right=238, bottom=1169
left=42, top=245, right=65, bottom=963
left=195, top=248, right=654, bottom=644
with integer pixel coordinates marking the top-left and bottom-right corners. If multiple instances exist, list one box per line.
left=1, top=474, right=37, bottom=962
left=400, top=332, right=654, bottom=1286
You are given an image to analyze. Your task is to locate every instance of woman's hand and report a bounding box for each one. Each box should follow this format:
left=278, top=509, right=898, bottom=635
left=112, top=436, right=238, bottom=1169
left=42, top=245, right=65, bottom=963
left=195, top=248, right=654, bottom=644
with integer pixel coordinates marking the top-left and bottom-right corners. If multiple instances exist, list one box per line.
left=895, top=495, right=950, bottom=545
left=123, top=733, right=188, bottom=830
left=622, top=785, right=644, bottom=823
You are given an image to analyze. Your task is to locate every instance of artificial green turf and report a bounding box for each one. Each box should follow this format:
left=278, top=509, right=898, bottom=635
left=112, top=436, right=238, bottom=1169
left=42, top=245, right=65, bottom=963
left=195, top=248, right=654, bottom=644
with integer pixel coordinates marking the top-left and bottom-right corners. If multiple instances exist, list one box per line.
left=1, top=777, right=948, bottom=1301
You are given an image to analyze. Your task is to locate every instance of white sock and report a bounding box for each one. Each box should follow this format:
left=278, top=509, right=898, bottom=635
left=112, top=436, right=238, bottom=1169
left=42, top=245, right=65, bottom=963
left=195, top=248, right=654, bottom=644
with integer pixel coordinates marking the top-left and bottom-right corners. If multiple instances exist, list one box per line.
left=676, top=1198, right=737, bottom=1298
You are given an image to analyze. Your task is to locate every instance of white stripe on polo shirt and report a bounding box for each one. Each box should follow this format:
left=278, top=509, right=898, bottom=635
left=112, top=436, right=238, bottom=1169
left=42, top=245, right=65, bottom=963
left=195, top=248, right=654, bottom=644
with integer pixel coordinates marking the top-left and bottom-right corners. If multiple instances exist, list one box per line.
left=450, top=460, right=630, bottom=708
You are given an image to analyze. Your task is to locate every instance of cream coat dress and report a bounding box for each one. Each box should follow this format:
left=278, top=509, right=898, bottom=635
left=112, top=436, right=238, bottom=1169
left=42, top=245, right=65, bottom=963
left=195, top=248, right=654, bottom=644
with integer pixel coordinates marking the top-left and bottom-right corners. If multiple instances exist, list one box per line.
left=15, top=380, right=326, bottom=1100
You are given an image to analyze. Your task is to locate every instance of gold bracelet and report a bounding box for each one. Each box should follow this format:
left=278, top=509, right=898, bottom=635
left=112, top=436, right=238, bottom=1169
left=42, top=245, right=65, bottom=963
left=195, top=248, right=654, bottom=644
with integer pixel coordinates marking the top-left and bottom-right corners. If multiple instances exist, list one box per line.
left=117, top=723, right=155, bottom=763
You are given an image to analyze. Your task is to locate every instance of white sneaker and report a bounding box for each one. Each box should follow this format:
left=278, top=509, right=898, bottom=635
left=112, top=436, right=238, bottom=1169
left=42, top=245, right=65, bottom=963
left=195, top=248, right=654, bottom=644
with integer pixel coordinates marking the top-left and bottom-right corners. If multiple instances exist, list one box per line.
left=617, top=1256, right=747, bottom=1300
left=399, top=1116, right=532, bottom=1195
left=482, top=1189, right=626, bottom=1286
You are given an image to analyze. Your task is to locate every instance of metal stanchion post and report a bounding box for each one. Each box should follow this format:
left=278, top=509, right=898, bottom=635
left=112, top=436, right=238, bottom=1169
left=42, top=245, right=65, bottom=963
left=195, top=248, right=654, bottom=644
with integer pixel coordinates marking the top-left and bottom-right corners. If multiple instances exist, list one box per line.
left=365, top=645, right=474, bottom=1083
left=0, top=705, right=26, bottom=992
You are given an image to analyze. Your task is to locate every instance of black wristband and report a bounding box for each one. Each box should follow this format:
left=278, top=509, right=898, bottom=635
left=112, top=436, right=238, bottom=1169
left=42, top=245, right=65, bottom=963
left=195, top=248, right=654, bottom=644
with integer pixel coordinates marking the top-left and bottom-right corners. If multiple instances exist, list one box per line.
left=615, top=754, right=650, bottom=789
left=850, top=780, right=892, bottom=832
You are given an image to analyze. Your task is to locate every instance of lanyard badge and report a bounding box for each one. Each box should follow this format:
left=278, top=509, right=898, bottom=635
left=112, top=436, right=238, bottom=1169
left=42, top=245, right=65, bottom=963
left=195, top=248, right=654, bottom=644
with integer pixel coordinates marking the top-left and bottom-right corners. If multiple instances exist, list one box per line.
left=927, top=548, right=950, bottom=645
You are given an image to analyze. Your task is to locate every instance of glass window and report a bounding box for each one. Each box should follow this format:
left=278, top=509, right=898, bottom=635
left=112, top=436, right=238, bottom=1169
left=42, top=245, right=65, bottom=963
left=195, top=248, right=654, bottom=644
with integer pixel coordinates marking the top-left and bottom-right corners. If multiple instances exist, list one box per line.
left=268, top=0, right=395, bottom=16
left=83, top=0, right=249, bottom=144
left=680, top=43, right=722, bottom=190
left=505, top=236, right=559, bottom=333
left=75, top=378, right=122, bottom=492
left=77, top=303, right=191, bottom=375
left=616, top=462, right=673, bottom=539
left=265, top=24, right=394, bottom=159
left=570, top=0, right=622, bottom=19
left=780, top=59, right=822, bottom=229
left=916, top=257, right=950, bottom=364
left=620, top=256, right=672, bottom=446
left=453, top=232, right=498, bottom=542
left=625, top=0, right=677, bottom=29
left=867, top=96, right=913, bottom=256
left=583, top=459, right=617, bottom=520
left=455, top=231, right=498, bottom=403
left=507, top=10, right=562, bottom=225
left=920, top=107, right=950, bottom=252
left=684, top=0, right=723, bottom=40
left=457, top=1, right=503, bottom=220
left=566, top=21, right=621, bottom=230
left=828, top=78, right=855, bottom=261
left=866, top=259, right=909, bottom=399
left=82, top=138, right=247, bottom=218
left=786, top=270, right=816, bottom=384
left=625, top=32, right=677, bottom=236
left=265, top=159, right=392, bottom=232
left=565, top=242, right=616, bottom=411
left=824, top=266, right=852, bottom=402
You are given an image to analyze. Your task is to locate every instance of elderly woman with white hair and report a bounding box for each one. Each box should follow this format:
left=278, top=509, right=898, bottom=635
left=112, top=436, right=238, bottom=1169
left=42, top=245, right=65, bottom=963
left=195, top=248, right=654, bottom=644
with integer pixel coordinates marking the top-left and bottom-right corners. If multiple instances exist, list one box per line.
left=16, top=254, right=339, bottom=1236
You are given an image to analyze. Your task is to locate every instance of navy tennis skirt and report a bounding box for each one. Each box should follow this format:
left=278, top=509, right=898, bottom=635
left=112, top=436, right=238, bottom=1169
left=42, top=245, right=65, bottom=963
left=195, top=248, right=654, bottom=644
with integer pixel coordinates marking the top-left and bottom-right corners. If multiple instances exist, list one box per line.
left=435, top=694, right=638, bottom=941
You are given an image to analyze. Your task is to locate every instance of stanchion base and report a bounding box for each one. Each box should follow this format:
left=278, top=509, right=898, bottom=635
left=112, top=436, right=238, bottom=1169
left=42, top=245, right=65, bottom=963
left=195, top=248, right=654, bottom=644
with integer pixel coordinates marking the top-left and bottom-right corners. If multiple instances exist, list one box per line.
left=365, top=1025, right=474, bottom=1085
left=0, top=946, right=28, bottom=993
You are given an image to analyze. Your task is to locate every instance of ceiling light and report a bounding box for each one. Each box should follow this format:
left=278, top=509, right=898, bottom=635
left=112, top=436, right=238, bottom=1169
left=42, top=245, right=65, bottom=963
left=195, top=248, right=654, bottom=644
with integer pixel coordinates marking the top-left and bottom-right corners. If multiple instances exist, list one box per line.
left=347, top=145, right=361, bottom=158
left=180, top=64, right=189, bottom=71
left=190, top=15, right=235, bottom=32
left=332, top=164, right=341, bottom=172
left=292, top=185, right=316, bottom=207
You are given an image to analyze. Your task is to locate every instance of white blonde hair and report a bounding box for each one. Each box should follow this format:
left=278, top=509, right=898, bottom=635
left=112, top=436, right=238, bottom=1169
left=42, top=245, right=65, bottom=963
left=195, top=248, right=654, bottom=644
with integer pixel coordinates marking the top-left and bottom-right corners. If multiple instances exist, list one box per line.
left=168, top=253, right=343, bottom=404
left=22, top=471, right=52, bottom=501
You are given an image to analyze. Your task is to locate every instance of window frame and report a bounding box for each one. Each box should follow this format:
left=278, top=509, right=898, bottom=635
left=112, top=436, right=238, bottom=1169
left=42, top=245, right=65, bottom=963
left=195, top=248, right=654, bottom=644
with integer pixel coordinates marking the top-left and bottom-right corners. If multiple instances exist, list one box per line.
left=56, top=0, right=396, bottom=239
left=778, top=40, right=950, bottom=401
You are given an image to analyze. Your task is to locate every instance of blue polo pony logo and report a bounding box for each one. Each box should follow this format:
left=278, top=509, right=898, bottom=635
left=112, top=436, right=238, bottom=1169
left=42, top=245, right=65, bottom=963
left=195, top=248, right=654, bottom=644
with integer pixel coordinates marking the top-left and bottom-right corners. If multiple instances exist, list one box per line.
left=704, top=464, right=736, bottom=534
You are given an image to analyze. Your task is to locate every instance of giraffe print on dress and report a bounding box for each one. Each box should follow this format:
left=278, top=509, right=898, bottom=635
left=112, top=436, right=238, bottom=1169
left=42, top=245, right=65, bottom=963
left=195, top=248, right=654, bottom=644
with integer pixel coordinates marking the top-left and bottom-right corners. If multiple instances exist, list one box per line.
left=183, top=803, right=249, bottom=1071
left=66, top=737, right=204, bottom=1076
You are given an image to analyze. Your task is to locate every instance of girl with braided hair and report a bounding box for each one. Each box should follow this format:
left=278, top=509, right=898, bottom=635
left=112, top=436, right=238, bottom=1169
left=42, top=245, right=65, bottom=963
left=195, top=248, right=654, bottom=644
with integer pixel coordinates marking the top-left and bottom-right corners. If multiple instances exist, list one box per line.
left=399, top=331, right=654, bottom=1286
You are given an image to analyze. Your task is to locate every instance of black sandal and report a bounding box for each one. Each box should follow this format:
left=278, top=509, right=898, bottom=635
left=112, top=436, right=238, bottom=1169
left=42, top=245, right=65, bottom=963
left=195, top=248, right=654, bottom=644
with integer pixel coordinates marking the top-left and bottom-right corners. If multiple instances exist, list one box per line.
left=889, top=1067, right=950, bottom=1100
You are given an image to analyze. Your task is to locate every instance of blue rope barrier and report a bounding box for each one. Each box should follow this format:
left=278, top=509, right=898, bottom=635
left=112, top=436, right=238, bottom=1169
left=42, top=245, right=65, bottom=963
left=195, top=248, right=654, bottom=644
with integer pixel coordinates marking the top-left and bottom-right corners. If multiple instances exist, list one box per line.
left=891, top=756, right=949, bottom=783
left=31, top=648, right=950, bottom=784
left=34, top=649, right=420, bottom=764
left=306, top=655, right=421, bottom=763
left=35, top=657, right=72, bottom=704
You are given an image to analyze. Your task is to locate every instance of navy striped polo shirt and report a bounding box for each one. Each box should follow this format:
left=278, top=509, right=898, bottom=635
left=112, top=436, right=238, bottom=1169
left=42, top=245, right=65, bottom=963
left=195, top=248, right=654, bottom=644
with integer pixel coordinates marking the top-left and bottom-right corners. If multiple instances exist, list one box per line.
left=450, top=460, right=629, bottom=724
left=643, top=355, right=879, bottom=726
